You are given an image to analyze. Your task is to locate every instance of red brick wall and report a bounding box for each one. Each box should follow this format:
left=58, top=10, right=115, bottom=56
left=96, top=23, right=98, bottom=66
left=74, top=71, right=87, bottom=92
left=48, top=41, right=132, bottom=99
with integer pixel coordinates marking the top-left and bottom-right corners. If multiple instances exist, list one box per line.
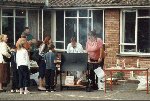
left=104, top=9, right=150, bottom=77
left=105, top=9, right=120, bottom=67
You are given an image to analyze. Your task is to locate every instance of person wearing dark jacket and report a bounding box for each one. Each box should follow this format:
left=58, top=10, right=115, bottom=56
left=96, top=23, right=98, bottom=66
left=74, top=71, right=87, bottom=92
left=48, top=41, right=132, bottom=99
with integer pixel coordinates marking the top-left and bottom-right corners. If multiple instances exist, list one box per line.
left=10, top=45, right=19, bottom=93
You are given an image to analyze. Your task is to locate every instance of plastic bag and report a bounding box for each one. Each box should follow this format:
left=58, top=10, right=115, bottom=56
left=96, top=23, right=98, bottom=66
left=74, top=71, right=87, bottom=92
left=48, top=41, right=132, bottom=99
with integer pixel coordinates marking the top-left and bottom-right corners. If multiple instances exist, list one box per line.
left=136, top=76, right=147, bottom=90
left=98, top=77, right=105, bottom=90
left=94, top=67, right=105, bottom=79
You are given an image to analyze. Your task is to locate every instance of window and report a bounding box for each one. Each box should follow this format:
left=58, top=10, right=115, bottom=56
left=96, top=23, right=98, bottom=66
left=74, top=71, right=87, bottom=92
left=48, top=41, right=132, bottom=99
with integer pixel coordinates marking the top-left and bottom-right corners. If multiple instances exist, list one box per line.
left=1, top=9, right=27, bottom=45
left=55, top=10, right=104, bottom=50
left=121, top=9, right=150, bottom=54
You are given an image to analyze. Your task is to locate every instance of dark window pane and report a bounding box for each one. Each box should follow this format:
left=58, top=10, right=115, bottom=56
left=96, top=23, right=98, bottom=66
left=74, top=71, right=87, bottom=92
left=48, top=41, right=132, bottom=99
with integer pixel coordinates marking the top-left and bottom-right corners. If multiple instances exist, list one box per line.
left=43, top=10, right=51, bottom=39
left=121, top=45, right=136, bottom=52
left=79, top=10, right=87, bottom=17
left=65, top=18, right=77, bottom=49
left=138, top=9, right=150, bottom=17
left=16, top=9, right=26, bottom=16
left=2, top=9, right=13, bottom=16
left=2, top=17, right=14, bottom=46
left=15, top=18, right=25, bottom=42
left=137, top=18, right=150, bottom=53
left=66, top=10, right=77, bottom=17
left=93, top=10, right=104, bottom=40
left=123, top=11, right=136, bottom=43
left=56, top=42, right=64, bottom=49
left=56, top=11, right=64, bottom=41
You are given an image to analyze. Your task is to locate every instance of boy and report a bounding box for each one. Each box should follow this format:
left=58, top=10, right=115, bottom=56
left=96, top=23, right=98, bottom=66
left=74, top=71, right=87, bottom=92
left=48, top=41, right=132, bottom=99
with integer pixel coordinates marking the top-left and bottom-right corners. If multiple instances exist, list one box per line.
left=44, top=44, right=56, bottom=92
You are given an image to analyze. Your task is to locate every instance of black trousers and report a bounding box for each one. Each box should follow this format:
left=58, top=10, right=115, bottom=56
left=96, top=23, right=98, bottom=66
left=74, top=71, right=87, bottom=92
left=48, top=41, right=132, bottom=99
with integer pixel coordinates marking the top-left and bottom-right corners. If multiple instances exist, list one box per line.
left=18, top=65, right=30, bottom=88
left=45, top=69, right=55, bottom=90
left=11, top=70, right=19, bottom=90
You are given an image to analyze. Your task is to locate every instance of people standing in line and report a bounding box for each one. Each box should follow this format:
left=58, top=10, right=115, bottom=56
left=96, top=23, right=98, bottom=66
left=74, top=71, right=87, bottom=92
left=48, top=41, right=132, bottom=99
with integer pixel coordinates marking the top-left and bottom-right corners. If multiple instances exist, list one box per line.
left=86, top=30, right=103, bottom=90
left=0, top=34, right=11, bottom=92
left=37, top=36, right=52, bottom=91
left=44, top=44, right=56, bottom=92
left=16, top=40, right=30, bottom=94
left=10, top=45, right=19, bottom=93
left=21, top=27, right=33, bottom=41
left=66, top=37, right=84, bottom=83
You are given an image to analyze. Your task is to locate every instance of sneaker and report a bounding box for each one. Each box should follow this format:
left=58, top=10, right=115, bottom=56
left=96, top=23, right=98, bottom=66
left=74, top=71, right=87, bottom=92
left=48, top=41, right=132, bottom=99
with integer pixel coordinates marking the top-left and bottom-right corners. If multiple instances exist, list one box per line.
left=38, top=87, right=46, bottom=91
left=50, top=90, right=55, bottom=92
left=46, top=89, right=50, bottom=92
left=20, top=91, right=23, bottom=94
left=50, top=89, right=55, bottom=92
left=15, top=89, right=20, bottom=93
left=0, top=89, right=6, bottom=92
left=24, top=90, right=30, bottom=94
left=11, top=90, right=15, bottom=93
left=98, top=88, right=104, bottom=91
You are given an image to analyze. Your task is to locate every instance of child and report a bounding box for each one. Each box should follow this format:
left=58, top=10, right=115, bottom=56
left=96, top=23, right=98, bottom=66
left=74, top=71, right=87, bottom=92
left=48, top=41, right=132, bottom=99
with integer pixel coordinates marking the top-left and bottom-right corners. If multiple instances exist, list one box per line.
left=16, top=40, right=30, bottom=94
left=44, top=44, right=56, bottom=92
left=10, top=45, right=19, bottom=93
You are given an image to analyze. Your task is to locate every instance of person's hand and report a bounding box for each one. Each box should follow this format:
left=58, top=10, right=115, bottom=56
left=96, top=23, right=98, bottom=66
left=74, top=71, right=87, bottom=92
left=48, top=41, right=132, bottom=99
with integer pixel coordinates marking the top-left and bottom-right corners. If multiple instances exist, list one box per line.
left=98, top=57, right=102, bottom=63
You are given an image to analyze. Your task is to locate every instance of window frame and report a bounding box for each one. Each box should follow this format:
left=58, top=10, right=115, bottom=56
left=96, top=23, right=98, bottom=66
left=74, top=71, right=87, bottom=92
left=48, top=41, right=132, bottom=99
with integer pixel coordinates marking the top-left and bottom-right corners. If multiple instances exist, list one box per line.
left=54, top=9, right=105, bottom=51
left=1, top=8, right=28, bottom=45
left=120, top=9, right=150, bottom=55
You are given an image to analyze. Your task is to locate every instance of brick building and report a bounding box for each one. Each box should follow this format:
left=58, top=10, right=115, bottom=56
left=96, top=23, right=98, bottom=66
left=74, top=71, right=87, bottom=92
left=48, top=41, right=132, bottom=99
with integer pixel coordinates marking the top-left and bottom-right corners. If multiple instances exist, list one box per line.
left=0, top=0, right=150, bottom=76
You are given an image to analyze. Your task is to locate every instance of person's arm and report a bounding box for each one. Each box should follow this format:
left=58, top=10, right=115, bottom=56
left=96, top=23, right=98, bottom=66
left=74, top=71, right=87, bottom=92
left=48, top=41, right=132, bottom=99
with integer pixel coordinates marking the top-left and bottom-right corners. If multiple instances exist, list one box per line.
left=39, top=43, right=45, bottom=55
left=24, top=49, right=30, bottom=69
left=66, top=43, right=71, bottom=53
left=98, top=45, right=103, bottom=63
left=78, top=43, right=84, bottom=53
left=1, top=42, right=11, bottom=58
left=97, top=38, right=103, bottom=63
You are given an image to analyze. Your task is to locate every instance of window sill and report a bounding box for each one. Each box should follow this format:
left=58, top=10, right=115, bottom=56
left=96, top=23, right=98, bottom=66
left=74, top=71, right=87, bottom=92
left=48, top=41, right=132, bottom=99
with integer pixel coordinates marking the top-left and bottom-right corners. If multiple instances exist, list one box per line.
left=117, top=54, right=150, bottom=57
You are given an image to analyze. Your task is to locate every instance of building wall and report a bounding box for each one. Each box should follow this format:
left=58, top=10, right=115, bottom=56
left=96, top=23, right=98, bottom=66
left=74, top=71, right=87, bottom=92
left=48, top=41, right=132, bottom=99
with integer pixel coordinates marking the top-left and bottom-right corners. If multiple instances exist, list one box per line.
left=105, top=9, right=120, bottom=67
left=104, top=9, right=150, bottom=77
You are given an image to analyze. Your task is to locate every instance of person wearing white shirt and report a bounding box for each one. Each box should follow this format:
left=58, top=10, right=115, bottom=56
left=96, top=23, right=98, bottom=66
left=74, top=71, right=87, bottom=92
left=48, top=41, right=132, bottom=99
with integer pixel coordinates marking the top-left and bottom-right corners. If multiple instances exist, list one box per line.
left=16, top=40, right=30, bottom=94
left=67, top=37, right=84, bottom=53
left=0, top=34, right=11, bottom=92
left=66, top=37, right=84, bottom=82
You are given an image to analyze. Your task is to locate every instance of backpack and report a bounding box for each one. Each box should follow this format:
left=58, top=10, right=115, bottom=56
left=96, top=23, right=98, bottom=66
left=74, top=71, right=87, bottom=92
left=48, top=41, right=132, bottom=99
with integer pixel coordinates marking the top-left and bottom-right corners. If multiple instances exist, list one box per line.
left=31, top=50, right=42, bottom=62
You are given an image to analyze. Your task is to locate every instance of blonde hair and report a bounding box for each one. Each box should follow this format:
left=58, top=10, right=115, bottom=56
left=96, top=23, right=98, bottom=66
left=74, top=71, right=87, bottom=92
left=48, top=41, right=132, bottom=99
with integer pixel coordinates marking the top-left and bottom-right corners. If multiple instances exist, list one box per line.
left=0, top=34, right=5, bottom=42
left=17, top=39, right=26, bottom=50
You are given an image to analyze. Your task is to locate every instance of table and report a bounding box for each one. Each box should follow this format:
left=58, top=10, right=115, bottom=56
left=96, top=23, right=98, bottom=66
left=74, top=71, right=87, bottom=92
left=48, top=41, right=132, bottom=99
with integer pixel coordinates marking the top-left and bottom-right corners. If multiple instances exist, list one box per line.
left=104, top=67, right=149, bottom=94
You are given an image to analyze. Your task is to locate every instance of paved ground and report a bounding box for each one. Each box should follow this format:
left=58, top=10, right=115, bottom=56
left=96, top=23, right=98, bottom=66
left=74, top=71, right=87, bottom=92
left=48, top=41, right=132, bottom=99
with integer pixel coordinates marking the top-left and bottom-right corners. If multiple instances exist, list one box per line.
left=0, top=81, right=150, bottom=100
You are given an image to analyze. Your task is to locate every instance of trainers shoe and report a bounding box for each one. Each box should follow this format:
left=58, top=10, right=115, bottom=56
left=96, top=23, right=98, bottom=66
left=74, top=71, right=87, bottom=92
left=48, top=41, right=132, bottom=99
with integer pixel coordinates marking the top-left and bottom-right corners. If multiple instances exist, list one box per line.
left=16, top=89, right=20, bottom=93
left=50, top=90, right=55, bottom=92
left=98, top=88, right=104, bottom=91
left=24, top=90, right=30, bottom=94
left=11, top=90, right=15, bottom=93
left=38, top=87, right=46, bottom=91
left=20, top=91, right=23, bottom=94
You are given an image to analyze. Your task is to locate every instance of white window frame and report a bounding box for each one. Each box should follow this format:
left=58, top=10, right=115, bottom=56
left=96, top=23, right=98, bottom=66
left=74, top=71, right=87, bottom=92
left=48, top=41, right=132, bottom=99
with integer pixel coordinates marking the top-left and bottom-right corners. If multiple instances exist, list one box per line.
left=120, top=9, right=150, bottom=55
left=1, top=8, right=28, bottom=45
left=54, top=9, right=105, bottom=51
